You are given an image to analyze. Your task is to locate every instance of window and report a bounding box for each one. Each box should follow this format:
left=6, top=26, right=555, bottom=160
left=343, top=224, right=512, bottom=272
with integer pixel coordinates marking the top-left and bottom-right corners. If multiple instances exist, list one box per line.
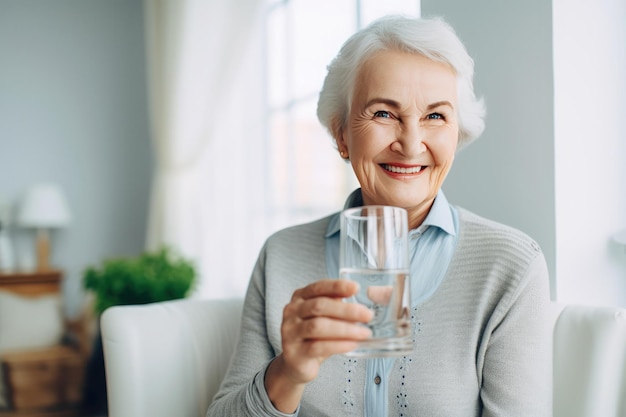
left=195, top=0, right=421, bottom=300
left=263, top=0, right=420, bottom=233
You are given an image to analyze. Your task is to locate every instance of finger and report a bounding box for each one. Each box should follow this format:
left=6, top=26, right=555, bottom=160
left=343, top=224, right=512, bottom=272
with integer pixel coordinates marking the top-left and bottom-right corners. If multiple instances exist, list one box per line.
left=288, top=316, right=372, bottom=341
left=297, top=296, right=373, bottom=323
left=367, top=285, right=393, bottom=305
left=292, top=279, right=359, bottom=301
left=297, top=339, right=364, bottom=358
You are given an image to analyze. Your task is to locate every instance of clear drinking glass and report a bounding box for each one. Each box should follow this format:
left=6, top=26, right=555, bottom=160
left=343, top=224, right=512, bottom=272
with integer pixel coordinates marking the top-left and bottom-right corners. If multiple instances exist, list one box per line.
left=340, top=205, right=412, bottom=357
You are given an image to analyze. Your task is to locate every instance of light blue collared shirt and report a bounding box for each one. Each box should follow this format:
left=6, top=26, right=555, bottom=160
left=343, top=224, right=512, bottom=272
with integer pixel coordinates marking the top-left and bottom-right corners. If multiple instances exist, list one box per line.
left=325, top=189, right=459, bottom=417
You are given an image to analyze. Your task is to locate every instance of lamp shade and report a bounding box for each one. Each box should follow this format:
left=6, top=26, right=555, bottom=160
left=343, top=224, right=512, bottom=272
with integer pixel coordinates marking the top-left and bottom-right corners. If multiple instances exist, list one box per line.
left=17, top=183, right=72, bottom=228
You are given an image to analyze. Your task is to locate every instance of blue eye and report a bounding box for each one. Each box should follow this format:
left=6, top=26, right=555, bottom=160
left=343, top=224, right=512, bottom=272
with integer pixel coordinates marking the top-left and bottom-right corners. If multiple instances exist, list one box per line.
left=427, top=113, right=444, bottom=120
left=374, top=110, right=392, bottom=118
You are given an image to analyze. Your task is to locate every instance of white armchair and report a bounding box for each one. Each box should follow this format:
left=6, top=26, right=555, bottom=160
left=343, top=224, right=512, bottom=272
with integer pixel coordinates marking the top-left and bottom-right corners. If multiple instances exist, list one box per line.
left=100, top=298, right=243, bottom=417
left=553, top=304, right=626, bottom=417
left=101, top=299, right=626, bottom=417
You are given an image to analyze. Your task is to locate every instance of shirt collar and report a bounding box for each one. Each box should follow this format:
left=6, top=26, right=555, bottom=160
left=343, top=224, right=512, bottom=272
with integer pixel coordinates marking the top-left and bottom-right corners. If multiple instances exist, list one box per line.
left=326, top=188, right=456, bottom=238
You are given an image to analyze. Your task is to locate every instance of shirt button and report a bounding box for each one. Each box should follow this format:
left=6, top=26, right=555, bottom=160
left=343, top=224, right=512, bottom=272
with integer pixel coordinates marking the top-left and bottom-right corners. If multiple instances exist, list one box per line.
left=374, top=375, right=381, bottom=385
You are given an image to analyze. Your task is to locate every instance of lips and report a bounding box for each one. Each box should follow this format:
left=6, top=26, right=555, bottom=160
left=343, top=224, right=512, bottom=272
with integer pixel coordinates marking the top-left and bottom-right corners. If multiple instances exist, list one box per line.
left=381, top=164, right=424, bottom=174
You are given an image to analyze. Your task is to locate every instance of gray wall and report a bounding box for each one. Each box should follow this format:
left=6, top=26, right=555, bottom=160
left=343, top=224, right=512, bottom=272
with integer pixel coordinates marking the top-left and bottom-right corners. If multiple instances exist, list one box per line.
left=553, top=0, right=626, bottom=307
left=422, top=0, right=557, bottom=297
left=0, top=0, right=152, bottom=316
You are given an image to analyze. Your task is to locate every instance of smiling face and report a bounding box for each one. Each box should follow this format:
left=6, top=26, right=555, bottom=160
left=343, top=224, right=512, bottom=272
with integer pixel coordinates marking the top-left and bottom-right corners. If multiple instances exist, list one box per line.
left=336, top=50, right=459, bottom=229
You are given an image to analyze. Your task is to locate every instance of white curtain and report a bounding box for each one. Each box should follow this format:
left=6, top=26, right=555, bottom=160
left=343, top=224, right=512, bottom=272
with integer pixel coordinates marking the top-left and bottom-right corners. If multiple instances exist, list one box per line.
left=144, top=0, right=265, bottom=298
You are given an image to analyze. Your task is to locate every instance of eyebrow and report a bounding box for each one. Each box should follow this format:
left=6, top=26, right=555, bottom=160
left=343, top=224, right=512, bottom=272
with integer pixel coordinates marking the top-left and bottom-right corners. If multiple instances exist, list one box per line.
left=365, top=98, right=401, bottom=108
left=365, top=98, right=455, bottom=111
left=425, top=100, right=454, bottom=111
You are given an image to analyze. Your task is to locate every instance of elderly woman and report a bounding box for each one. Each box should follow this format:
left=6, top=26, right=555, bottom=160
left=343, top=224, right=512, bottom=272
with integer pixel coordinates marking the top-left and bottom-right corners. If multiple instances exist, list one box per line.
left=207, top=15, right=553, bottom=417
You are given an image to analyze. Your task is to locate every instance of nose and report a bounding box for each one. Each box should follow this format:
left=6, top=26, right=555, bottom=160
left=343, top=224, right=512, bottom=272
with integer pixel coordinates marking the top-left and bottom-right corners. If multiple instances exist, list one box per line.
left=390, top=120, right=426, bottom=156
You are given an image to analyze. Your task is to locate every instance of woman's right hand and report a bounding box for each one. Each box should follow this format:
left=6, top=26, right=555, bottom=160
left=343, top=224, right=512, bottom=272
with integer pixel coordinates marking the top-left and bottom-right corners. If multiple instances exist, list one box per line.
left=264, top=279, right=373, bottom=413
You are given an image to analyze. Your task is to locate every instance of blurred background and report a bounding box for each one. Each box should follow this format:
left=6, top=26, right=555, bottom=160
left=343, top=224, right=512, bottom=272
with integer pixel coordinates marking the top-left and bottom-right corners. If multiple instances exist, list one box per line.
left=0, top=0, right=625, bottom=328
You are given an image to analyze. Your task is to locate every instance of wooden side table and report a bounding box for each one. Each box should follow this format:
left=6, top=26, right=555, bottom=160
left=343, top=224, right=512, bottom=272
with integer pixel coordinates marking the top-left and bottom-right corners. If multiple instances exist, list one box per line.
left=0, top=270, right=86, bottom=417
left=0, top=270, right=62, bottom=297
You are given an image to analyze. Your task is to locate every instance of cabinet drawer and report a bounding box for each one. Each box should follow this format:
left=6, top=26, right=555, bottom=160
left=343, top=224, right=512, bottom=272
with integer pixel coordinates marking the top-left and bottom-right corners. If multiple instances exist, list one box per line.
left=1, top=347, right=85, bottom=411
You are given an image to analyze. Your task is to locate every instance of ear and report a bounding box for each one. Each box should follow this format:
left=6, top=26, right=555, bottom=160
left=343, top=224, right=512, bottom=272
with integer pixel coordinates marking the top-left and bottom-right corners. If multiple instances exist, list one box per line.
left=330, top=117, right=347, bottom=153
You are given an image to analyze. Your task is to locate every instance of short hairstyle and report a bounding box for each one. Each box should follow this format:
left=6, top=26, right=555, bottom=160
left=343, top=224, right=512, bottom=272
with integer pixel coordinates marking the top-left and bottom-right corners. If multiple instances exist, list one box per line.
left=317, top=15, right=486, bottom=149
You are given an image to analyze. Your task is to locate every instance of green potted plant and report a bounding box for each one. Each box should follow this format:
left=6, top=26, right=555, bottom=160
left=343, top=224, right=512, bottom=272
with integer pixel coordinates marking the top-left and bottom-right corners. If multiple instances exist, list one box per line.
left=83, top=246, right=197, bottom=315
left=80, top=246, right=197, bottom=415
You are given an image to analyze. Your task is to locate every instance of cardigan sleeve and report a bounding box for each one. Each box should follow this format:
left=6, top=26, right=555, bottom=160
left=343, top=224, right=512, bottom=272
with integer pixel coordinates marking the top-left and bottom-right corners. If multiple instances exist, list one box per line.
left=206, top=243, right=298, bottom=417
left=479, top=251, right=557, bottom=417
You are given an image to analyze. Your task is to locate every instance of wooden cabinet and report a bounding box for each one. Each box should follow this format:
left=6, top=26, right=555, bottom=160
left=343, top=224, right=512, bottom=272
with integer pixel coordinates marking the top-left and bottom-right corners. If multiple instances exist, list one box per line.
left=1, top=347, right=85, bottom=416
left=0, top=270, right=62, bottom=297
left=0, top=270, right=86, bottom=417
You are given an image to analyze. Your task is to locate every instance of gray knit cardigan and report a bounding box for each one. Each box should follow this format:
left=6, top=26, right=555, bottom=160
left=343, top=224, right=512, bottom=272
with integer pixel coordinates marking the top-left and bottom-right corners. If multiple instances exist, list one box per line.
left=207, top=207, right=555, bottom=417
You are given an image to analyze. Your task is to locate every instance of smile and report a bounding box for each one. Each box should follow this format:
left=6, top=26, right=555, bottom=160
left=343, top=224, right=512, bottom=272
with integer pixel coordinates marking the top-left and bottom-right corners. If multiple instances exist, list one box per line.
left=381, top=164, right=424, bottom=174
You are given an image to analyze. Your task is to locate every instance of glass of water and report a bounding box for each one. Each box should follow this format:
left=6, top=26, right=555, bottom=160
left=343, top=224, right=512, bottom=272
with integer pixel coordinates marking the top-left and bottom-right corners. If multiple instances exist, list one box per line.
left=340, top=205, right=412, bottom=357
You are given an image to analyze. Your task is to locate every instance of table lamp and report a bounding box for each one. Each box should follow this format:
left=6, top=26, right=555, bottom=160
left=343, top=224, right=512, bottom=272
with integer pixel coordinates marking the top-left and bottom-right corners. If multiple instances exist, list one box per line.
left=0, top=203, right=16, bottom=271
left=17, top=183, right=72, bottom=271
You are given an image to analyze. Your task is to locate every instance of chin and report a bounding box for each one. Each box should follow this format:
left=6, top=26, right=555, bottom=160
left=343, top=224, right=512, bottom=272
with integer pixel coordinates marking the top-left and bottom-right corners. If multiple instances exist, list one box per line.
left=363, top=184, right=433, bottom=208
left=387, top=187, right=432, bottom=205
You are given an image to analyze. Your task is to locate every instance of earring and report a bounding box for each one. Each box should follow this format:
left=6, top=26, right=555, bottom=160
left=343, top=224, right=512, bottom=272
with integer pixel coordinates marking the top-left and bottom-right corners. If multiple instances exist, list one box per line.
left=340, top=150, right=348, bottom=158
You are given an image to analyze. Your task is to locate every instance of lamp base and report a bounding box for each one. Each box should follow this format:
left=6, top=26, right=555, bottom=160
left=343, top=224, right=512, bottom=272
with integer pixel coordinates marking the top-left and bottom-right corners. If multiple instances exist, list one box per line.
left=36, top=228, right=51, bottom=271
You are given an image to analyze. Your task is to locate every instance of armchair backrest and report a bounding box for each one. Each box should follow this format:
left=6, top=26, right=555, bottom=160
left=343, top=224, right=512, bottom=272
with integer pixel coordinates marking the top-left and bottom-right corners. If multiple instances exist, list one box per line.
left=553, top=304, right=626, bottom=417
left=101, top=299, right=626, bottom=417
left=101, top=298, right=243, bottom=417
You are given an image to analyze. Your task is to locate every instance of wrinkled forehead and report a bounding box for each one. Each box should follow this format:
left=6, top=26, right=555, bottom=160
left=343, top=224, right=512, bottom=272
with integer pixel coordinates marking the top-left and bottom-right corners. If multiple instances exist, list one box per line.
left=350, top=49, right=458, bottom=108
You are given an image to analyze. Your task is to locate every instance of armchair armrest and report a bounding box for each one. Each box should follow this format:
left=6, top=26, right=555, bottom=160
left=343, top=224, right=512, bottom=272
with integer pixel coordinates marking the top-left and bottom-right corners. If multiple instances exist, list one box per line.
left=101, top=298, right=243, bottom=417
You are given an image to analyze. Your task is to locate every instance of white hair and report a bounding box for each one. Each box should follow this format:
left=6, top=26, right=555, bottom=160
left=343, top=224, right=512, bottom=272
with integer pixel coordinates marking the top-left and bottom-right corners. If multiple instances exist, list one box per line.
left=317, top=15, right=486, bottom=149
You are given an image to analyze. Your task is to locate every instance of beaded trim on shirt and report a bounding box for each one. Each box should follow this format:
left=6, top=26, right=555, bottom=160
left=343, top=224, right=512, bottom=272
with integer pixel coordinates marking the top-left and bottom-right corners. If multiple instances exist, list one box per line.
left=340, top=307, right=420, bottom=415
left=396, top=306, right=420, bottom=416
left=342, top=357, right=358, bottom=413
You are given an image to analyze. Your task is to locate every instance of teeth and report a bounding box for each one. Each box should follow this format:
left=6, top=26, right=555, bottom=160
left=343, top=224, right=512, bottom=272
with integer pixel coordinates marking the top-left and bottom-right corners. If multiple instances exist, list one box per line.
left=382, top=164, right=423, bottom=174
